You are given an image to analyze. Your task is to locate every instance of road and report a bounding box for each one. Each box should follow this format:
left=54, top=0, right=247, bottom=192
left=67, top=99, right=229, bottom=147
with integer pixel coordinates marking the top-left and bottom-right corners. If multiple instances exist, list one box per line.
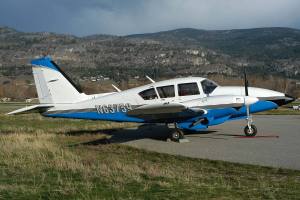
left=108, top=115, right=300, bottom=170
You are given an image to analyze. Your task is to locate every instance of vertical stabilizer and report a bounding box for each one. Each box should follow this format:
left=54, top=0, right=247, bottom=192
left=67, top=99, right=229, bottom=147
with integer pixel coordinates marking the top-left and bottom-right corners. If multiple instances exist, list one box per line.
left=31, top=57, right=86, bottom=104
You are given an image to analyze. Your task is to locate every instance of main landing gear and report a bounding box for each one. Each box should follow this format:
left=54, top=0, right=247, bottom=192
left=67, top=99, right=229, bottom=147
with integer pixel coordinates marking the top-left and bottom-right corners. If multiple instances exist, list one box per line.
left=171, top=125, right=184, bottom=141
left=169, top=123, right=189, bottom=143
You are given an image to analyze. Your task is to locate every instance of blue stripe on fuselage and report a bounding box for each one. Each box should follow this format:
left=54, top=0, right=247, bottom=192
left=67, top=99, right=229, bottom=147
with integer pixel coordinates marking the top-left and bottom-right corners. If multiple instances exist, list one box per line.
left=45, top=111, right=144, bottom=122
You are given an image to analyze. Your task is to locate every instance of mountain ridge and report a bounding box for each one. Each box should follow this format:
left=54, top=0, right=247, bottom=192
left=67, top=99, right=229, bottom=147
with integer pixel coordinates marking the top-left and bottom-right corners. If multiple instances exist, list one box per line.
left=0, top=26, right=299, bottom=99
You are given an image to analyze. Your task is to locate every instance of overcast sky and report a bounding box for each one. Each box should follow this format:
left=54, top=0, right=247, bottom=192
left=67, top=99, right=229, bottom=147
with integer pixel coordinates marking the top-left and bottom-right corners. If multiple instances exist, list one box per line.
left=0, top=0, right=300, bottom=36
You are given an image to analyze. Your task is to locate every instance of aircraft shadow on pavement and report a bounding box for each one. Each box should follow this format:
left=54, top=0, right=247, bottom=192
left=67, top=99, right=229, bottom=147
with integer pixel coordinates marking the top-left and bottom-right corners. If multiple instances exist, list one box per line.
left=66, top=124, right=217, bottom=146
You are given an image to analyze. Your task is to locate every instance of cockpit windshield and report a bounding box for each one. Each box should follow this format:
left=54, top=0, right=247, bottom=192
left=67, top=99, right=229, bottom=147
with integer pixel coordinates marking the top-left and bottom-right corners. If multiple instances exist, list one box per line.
left=201, top=79, right=218, bottom=94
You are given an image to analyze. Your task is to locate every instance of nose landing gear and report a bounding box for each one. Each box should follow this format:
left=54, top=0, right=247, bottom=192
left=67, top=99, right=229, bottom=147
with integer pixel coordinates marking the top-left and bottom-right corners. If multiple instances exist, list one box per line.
left=244, top=106, right=257, bottom=137
left=242, top=67, right=257, bottom=137
left=244, top=123, right=257, bottom=137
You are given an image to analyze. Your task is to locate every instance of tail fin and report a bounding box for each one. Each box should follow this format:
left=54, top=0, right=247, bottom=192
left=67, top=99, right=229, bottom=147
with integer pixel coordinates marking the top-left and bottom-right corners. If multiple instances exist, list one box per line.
left=31, top=57, right=87, bottom=104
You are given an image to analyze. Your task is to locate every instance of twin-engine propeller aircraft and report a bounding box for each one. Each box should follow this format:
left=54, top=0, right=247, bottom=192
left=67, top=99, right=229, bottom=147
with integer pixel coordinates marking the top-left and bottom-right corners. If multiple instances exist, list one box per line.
left=8, top=57, right=295, bottom=141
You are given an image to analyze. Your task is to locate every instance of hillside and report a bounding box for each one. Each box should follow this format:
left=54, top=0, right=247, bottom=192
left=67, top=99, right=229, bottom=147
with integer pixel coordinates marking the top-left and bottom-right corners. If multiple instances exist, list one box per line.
left=0, top=26, right=300, bottom=99
left=129, top=28, right=300, bottom=59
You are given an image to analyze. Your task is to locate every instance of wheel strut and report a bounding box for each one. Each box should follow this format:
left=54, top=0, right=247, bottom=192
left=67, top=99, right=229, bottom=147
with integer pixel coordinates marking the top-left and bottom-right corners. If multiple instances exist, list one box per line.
left=244, top=105, right=257, bottom=137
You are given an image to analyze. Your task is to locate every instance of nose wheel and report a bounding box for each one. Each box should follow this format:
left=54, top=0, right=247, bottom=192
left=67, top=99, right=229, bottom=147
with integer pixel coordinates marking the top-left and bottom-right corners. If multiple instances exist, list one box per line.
left=244, top=124, right=257, bottom=137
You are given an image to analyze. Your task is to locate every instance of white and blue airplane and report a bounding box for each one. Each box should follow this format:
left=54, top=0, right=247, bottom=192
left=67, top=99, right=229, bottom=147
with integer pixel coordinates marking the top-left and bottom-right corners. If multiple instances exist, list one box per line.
left=9, top=57, right=295, bottom=141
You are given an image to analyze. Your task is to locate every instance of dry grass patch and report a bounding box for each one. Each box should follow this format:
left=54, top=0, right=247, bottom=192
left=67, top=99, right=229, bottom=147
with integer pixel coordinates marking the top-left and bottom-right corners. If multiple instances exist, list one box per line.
left=0, top=104, right=299, bottom=199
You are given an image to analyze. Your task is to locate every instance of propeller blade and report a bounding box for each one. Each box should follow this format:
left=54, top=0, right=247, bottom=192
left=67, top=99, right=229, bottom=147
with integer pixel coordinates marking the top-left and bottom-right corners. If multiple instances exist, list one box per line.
left=244, top=68, right=249, bottom=96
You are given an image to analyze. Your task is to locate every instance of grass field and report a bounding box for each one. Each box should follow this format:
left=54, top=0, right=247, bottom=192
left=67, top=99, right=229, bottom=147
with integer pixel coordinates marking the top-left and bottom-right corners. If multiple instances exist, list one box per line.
left=0, top=103, right=300, bottom=199
left=256, top=108, right=300, bottom=115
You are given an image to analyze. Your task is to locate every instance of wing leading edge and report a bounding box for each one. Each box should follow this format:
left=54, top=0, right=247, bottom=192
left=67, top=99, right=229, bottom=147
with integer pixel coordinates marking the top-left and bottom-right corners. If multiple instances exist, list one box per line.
left=127, top=95, right=258, bottom=123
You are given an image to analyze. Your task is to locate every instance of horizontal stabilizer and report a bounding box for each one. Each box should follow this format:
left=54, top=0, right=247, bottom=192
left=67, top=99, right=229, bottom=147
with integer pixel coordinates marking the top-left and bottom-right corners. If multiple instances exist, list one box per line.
left=7, top=104, right=53, bottom=115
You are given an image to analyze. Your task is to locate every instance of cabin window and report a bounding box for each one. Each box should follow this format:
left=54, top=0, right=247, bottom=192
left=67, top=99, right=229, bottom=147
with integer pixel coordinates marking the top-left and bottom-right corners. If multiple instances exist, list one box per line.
left=157, top=85, right=175, bottom=98
left=139, top=88, right=158, bottom=100
left=178, top=82, right=200, bottom=96
left=201, top=79, right=218, bottom=94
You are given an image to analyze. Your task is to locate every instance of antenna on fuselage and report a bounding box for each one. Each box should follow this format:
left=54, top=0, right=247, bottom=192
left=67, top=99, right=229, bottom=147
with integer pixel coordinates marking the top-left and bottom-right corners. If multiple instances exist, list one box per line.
left=112, top=84, right=121, bottom=92
left=146, top=75, right=155, bottom=83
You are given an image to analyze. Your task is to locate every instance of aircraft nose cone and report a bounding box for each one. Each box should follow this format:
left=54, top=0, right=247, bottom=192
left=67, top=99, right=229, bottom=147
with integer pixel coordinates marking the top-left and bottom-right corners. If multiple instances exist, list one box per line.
left=268, top=93, right=296, bottom=106
left=284, top=94, right=296, bottom=104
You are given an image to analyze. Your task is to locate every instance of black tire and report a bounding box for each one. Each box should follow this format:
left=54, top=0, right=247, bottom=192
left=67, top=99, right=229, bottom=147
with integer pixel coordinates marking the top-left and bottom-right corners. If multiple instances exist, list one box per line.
left=244, top=124, right=257, bottom=137
left=171, top=131, right=180, bottom=141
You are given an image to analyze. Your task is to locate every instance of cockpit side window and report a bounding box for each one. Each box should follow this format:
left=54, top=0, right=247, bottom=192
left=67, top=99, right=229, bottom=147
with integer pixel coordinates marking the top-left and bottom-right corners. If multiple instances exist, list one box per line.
left=178, top=82, right=200, bottom=96
left=157, top=85, right=175, bottom=98
left=201, top=79, right=218, bottom=94
left=139, top=88, right=158, bottom=100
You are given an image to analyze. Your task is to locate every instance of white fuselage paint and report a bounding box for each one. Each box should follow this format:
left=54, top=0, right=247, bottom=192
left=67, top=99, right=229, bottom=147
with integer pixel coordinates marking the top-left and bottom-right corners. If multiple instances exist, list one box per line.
left=47, top=77, right=285, bottom=113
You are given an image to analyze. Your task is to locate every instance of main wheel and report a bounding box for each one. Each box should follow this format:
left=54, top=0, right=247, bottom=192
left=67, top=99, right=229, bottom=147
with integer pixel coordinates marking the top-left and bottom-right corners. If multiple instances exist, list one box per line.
left=171, top=131, right=180, bottom=141
left=170, top=128, right=184, bottom=141
left=244, top=124, right=257, bottom=137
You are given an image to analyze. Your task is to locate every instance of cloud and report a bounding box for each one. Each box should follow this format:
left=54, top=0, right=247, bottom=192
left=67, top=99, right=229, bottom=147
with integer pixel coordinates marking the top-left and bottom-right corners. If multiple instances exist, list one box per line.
left=0, top=0, right=300, bottom=36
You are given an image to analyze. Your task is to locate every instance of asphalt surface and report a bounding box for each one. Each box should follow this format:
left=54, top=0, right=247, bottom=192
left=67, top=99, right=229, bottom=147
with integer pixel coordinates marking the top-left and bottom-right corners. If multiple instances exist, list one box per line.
left=107, top=115, right=300, bottom=170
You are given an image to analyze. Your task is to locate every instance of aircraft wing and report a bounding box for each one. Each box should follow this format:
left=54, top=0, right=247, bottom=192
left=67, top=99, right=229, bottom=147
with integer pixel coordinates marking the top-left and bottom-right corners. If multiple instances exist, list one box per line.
left=182, top=95, right=259, bottom=110
left=127, top=95, right=258, bottom=122
left=7, top=104, right=53, bottom=115
left=127, top=102, right=206, bottom=122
